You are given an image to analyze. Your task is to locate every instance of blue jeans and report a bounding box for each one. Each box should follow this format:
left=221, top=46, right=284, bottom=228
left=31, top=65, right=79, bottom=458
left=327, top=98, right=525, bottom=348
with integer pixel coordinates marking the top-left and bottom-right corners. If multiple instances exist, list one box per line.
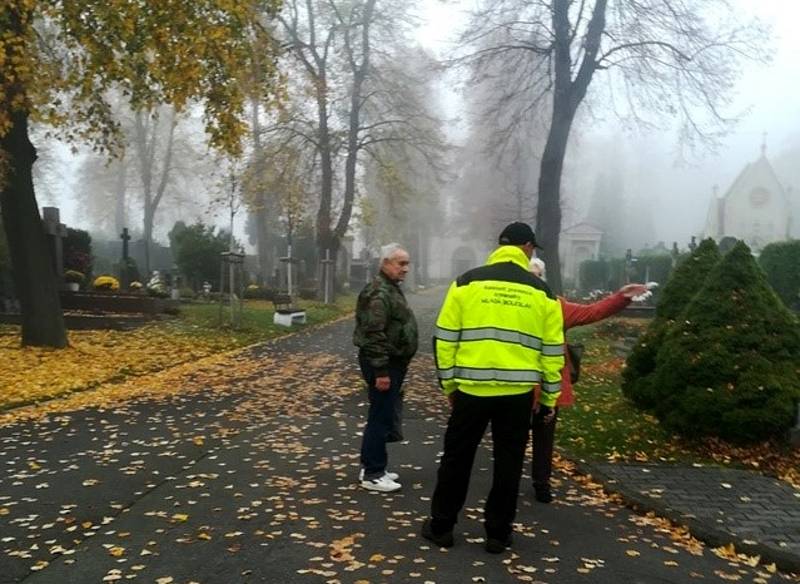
left=359, top=354, right=407, bottom=480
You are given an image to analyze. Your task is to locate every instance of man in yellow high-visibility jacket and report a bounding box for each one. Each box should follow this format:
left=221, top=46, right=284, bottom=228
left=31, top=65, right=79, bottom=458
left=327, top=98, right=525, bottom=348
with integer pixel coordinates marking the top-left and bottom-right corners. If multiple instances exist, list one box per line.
left=421, top=222, right=565, bottom=554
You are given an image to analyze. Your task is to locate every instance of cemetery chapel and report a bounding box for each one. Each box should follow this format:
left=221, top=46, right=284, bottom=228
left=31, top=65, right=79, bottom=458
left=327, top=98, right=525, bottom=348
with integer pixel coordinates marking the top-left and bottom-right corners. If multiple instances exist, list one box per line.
left=703, top=142, right=794, bottom=253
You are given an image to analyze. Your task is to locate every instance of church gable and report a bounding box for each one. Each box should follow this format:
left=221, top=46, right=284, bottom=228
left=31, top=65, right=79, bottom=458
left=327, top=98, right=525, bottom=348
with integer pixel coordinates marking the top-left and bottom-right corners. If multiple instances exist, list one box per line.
left=562, top=221, right=604, bottom=236
left=724, top=157, right=786, bottom=212
left=711, top=152, right=791, bottom=251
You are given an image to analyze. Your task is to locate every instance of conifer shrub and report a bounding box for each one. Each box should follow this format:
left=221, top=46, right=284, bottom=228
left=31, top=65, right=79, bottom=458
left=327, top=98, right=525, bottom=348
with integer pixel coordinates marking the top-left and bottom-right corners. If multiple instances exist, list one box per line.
left=758, top=240, right=800, bottom=310
left=648, top=241, right=800, bottom=443
left=622, top=239, right=721, bottom=408
left=655, top=238, right=721, bottom=320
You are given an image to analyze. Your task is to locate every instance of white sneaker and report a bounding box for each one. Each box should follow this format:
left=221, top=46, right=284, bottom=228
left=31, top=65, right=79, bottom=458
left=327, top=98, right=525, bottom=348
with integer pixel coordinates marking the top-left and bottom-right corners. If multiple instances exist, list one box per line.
left=359, top=469, right=399, bottom=481
left=360, top=475, right=402, bottom=492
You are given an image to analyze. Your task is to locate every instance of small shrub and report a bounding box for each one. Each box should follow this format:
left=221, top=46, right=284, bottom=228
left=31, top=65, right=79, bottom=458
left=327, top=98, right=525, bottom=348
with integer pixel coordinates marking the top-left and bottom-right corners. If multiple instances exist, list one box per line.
left=93, top=275, right=120, bottom=291
left=179, top=287, right=196, bottom=300
left=146, top=272, right=169, bottom=298
left=117, top=256, right=141, bottom=285
left=298, top=286, right=318, bottom=300
left=243, top=284, right=276, bottom=300
left=64, top=270, right=84, bottom=284
left=147, top=285, right=170, bottom=299
left=63, top=228, right=92, bottom=275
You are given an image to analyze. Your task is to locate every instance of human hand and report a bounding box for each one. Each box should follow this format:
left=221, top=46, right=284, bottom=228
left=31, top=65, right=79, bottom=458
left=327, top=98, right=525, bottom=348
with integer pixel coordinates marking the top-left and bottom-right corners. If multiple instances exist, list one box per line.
left=538, top=404, right=556, bottom=425
left=447, top=393, right=455, bottom=408
left=375, top=376, right=391, bottom=391
left=620, top=283, right=648, bottom=298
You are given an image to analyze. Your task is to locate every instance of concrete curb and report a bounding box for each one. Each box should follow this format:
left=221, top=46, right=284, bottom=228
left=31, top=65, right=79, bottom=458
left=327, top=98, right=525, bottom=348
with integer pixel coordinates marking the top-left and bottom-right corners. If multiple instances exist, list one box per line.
left=572, top=460, right=800, bottom=575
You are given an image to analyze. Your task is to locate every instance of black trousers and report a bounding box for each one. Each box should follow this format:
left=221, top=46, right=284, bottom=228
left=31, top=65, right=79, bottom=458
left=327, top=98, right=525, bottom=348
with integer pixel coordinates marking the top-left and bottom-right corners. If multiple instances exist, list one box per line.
left=530, top=408, right=559, bottom=487
left=430, top=390, right=533, bottom=540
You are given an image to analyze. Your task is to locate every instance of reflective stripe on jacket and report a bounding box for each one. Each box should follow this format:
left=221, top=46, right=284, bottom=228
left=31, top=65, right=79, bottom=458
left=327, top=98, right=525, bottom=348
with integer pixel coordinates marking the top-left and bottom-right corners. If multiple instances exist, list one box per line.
left=433, top=246, right=565, bottom=406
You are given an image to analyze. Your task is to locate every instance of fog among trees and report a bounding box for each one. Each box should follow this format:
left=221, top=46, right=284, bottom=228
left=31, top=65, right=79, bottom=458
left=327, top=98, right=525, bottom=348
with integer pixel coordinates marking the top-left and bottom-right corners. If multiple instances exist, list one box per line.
left=5, top=0, right=800, bottom=344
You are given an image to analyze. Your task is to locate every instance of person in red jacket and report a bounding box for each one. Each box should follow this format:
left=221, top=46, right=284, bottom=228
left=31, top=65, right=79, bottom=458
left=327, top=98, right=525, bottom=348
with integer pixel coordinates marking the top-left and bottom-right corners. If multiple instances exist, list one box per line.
left=529, top=258, right=647, bottom=503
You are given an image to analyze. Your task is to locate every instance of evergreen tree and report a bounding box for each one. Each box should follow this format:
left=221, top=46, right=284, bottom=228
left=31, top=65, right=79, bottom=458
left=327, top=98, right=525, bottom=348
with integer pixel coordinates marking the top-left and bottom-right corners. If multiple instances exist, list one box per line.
left=169, top=222, right=230, bottom=291
left=656, top=239, right=721, bottom=320
left=622, top=238, right=721, bottom=407
left=650, top=242, right=800, bottom=442
left=759, top=240, right=800, bottom=310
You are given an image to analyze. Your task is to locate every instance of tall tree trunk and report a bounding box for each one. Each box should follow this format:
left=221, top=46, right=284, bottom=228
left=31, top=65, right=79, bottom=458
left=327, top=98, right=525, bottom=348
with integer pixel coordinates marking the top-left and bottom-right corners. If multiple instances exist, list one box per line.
left=535, top=0, right=606, bottom=294
left=250, top=99, right=271, bottom=283
left=0, top=111, right=67, bottom=348
left=137, top=108, right=176, bottom=275
left=0, top=4, right=66, bottom=348
left=143, top=205, right=153, bottom=275
left=535, top=105, right=574, bottom=295
left=315, top=84, right=335, bottom=262
left=334, top=0, right=377, bottom=245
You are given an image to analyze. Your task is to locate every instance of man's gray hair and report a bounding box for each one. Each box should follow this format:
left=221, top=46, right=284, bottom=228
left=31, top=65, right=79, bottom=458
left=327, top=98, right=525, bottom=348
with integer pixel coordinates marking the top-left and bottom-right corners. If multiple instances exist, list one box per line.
left=529, top=257, right=546, bottom=279
left=380, top=243, right=406, bottom=262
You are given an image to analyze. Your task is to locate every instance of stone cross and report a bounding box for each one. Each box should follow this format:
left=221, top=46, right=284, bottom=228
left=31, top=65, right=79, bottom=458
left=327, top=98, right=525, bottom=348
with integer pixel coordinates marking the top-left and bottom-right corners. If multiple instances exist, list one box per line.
left=624, top=248, right=634, bottom=284
left=42, top=207, right=67, bottom=280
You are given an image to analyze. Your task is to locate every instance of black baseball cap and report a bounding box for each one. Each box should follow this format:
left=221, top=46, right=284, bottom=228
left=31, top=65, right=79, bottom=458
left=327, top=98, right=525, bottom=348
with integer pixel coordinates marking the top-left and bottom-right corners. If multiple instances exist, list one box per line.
left=498, top=222, right=539, bottom=248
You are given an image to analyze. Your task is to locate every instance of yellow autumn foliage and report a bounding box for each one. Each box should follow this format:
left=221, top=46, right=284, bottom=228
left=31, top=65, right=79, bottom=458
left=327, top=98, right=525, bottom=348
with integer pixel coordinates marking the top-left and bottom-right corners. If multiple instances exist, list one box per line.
left=0, top=324, right=243, bottom=410
left=1, top=0, right=284, bottom=156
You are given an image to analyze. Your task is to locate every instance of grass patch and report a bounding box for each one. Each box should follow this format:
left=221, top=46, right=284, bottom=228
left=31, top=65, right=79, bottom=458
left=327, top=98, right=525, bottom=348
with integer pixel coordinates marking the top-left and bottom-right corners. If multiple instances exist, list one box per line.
left=557, top=318, right=800, bottom=487
left=178, top=296, right=354, bottom=346
left=0, top=295, right=355, bottom=411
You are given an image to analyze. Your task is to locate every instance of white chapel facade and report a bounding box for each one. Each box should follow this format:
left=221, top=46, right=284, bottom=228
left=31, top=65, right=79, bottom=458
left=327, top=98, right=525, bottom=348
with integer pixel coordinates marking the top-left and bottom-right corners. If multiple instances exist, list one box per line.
left=704, top=146, right=793, bottom=253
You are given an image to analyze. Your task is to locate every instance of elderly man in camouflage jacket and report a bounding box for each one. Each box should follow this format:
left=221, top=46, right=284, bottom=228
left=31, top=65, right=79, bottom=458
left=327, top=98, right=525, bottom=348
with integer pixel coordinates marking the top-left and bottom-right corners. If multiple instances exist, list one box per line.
left=353, top=243, right=418, bottom=493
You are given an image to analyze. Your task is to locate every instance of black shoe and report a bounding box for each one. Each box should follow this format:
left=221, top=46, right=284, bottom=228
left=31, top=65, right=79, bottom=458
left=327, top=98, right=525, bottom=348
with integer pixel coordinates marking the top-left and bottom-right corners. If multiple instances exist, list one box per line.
left=485, top=535, right=512, bottom=554
left=421, top=518, right=454, bottom=548
left=534, top=484, right=553, bottom=504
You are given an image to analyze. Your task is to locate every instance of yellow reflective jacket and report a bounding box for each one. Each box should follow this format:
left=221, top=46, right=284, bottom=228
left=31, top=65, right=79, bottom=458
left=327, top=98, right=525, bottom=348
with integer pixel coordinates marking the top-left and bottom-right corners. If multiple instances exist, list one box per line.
left=433, top=245, right=565, bottom=407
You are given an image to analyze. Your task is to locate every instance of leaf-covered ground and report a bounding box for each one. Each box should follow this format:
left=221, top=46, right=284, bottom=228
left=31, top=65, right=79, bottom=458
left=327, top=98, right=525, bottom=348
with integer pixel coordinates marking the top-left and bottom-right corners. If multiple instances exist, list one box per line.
left=0, top=298, right=354, bottom=412
left=559, top=318, right=800, bottom=489
left=1, top=315, right=795, bottom=584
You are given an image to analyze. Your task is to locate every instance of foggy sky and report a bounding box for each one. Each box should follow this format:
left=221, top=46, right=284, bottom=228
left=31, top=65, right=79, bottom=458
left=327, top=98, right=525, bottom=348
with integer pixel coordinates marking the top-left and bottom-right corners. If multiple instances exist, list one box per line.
left=45, top=0, right=800, bottom=250
left=417, top=0, right=800, bottom=246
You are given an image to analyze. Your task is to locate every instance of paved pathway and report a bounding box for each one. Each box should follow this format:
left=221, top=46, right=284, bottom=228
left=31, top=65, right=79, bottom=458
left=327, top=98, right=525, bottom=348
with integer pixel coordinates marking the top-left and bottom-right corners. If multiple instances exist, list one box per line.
left=584, top=462, right=800, bottom=572
left=0, top=290, right=797, bottom=583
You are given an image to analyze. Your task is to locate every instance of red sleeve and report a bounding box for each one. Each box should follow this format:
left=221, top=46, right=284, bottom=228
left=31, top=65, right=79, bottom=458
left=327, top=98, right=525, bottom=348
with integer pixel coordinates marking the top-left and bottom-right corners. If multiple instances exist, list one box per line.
left=560, top=292, right=631, bottom=330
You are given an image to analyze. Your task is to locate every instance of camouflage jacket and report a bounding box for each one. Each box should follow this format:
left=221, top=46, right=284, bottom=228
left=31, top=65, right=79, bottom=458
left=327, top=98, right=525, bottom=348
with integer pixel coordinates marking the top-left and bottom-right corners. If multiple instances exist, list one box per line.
left=353, top=271, right=418, bottom=375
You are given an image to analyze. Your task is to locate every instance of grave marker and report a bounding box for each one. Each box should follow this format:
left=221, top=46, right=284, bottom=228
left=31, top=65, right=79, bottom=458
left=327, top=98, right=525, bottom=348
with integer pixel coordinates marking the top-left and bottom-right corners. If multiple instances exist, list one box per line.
left=42, top=207, right=67, bottom=280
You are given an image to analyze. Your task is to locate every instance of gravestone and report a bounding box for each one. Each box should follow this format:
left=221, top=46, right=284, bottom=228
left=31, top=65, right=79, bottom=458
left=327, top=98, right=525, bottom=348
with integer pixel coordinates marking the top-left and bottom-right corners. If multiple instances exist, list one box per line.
left=119, top=227, right=131, bottom=289
left=42, top=207, right=67, bottom=280
left=349, top=261, right=369, bottom=292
